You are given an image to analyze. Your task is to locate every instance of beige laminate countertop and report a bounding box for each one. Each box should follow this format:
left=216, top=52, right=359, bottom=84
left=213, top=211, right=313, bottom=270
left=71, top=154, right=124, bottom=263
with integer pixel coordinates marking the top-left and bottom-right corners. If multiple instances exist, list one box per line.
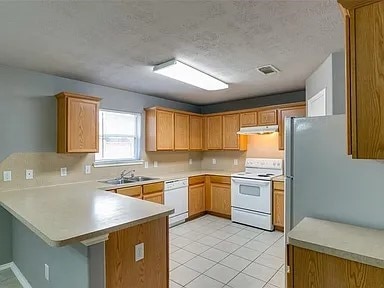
left=272, top=175, right=285, bottom=182
left=288, top=217, right=384, bottom=269
left=0, top=170, right=232, bottom=248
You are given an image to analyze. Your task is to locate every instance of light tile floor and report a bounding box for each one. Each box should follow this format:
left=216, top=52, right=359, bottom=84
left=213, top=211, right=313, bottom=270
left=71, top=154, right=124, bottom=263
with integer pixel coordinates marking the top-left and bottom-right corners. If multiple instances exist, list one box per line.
left=170, top=215, right=285, bottom=288
left=0, top=268, right=22, bottom=288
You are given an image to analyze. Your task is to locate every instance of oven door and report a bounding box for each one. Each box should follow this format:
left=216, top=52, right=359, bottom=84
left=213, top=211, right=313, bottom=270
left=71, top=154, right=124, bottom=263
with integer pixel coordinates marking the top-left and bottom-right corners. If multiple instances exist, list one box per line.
left=231, top=177, right=272, bottom=214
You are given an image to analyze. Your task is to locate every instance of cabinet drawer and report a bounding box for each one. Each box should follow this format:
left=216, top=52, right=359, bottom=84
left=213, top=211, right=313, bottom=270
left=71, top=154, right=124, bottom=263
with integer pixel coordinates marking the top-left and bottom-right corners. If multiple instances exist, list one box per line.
left=117, top=186, right=142, bottom=197
left=209, top=175, right=231, bottom=185
left=189, top=176, right=205, bottom=185
left=143, top=182, right=164, bottom=195
left=273, top=181, right=284, bottom=191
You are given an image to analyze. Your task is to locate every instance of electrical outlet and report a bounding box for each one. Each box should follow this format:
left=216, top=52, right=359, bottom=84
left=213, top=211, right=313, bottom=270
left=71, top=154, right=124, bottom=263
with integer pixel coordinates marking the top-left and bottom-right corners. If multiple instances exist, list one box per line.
left=144, top=161, right=149, bottom=169
left=234, top=159, right=239, bottom=166
left=212, top=158, right=216, bottom=165
left=85, top=165, right=91, bottom=175
left=154, top=161, right=158, bottom=168
left=44, top=264, right=49, bottom=281
left=26, top=169, right=34, bottom=180
left=60, top=167, right=67, bottom=177
left=135, top=243, right=144, bottom=262
left=3, top=171, right=11, bottom=182
left=189, top=159, right=193, bottom=165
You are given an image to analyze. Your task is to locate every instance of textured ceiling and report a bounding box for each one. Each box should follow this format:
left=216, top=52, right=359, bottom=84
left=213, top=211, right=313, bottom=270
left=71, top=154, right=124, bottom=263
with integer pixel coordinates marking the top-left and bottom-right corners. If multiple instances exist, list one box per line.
left=0, top=0, right=343, bottom=104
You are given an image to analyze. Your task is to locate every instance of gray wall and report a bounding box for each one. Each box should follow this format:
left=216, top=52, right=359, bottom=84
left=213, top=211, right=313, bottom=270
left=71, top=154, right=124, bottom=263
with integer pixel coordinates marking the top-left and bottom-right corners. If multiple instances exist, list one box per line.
left=305, top=51, right=345, bottom=115
left=12, top=219, right=89, bottom=288
left=200, top=90, right=305, bottom=114
left=0, top=65, right=200, bottom=163
left=0, top=207, right=12, bottom=265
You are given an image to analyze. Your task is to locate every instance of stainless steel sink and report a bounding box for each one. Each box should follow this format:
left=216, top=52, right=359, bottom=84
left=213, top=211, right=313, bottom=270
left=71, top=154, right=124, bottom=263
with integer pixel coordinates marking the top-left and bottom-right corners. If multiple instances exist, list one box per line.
left=100, top=176, right=158, bottom=185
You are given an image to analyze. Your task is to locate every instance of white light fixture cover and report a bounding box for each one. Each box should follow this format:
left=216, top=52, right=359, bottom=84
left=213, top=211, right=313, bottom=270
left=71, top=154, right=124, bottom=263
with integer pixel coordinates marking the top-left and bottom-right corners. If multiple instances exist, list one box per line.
left=153, top=59, right=228, bottom=91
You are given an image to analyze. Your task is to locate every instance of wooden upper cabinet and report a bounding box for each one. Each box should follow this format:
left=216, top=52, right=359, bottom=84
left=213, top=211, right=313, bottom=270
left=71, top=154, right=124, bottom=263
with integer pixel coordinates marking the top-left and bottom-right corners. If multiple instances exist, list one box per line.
left=56, top=92, right=101, bottom=153
left=258, top=109, right=277, bottom=125
left=339, top=0, right=384, bottom=159
left=174, top=113, right=190, bottom=150
left=189, top=115, right=203, bottom=150
left=240, top=111, right=258, bottom=127
left=278, top=106, right=306, bottom=150
left=145, top=108, right=174, bottom=151
left=223, top=114, right=247, bottom=150
left=206, top=115, right=223, bottom=150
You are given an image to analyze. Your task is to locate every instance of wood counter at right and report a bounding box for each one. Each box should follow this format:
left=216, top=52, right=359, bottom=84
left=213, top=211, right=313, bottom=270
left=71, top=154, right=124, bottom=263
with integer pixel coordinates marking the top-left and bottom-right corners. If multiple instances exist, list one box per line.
left=287, top=218, right=384, bottom=288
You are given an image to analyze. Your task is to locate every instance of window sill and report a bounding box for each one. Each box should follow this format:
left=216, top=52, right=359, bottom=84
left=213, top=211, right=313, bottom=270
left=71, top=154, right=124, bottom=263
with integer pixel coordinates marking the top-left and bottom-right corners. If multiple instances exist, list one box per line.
left=93, top=160, right=144, bottom=168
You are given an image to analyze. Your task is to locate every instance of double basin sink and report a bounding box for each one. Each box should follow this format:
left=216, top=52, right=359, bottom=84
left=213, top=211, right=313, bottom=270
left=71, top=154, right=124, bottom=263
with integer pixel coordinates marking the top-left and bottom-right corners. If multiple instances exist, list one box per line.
left=100, top=176, right=159, bottom=185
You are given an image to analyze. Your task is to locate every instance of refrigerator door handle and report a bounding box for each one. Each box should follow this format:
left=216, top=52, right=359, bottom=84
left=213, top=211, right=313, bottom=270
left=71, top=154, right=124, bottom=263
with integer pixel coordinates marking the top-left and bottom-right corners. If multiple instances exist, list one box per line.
left=286, top=176, right=294, bottom=179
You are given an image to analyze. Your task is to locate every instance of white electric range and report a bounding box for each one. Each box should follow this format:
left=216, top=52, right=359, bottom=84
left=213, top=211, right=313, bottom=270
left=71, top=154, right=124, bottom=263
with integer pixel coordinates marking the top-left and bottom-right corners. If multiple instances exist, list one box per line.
left=231, top=158, right=283, bottom=231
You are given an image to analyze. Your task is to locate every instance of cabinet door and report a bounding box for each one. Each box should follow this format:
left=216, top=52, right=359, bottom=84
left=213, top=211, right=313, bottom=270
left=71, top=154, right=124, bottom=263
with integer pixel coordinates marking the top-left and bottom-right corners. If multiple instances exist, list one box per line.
left=258, top=109, right=277, bottom=126
left=189, top=183, right=206, bottom=217
left=189, top=115, right=203, bottom=150
left=240, top=112, right=257, bottom=127
left=156, top=110, right=174, bottom=150
left=206, top=116, right=223, bottom=150
left=278, top=106, right=306, bottom=150
left=223, top=114, right=241, bottom=150
left=67, top=97, right=99, bottom=153
left=273, top=189, right=284, bottom=229
left=210, top=183, right=231, bottom=216
left=174, top=113, right=190, bottom=150
left=352, top=2, right=384, bottom=159
left=143, top=191, right=164, bottom=204
left=292, top=246, right=384, bottom=288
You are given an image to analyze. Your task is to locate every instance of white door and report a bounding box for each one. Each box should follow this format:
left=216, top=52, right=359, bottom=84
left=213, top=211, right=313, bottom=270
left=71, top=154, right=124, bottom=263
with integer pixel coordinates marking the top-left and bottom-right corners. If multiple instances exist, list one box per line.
left=308, top=88, right=327, bottom=117
left=231, top=178, right=272, bottom=214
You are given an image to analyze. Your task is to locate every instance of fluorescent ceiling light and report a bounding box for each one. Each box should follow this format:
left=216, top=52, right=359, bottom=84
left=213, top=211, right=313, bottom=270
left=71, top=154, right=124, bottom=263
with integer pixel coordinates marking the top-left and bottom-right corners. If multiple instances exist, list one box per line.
left=153, top=59, right=228, bottom=91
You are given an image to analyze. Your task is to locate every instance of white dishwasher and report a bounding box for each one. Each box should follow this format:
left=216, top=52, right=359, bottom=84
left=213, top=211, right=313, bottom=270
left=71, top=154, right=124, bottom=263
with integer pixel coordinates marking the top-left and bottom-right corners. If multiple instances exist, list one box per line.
left=164, top=178, right=188, bottom=227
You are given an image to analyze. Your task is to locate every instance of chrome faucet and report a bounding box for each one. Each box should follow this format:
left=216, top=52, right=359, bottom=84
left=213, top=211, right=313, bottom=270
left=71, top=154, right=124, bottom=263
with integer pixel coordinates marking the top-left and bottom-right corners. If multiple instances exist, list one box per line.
left=120, top=169, right=135, bottom=179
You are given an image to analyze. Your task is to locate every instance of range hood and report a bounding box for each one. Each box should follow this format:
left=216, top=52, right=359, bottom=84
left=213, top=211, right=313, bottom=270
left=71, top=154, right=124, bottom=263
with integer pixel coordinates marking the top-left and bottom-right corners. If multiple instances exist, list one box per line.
left=237, top=125, right=279, bottom=135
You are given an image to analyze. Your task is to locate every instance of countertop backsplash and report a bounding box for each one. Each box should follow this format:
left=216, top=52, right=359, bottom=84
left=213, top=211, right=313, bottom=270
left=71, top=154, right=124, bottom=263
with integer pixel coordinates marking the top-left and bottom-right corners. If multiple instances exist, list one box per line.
left=0, top=150, right=249, bottom=191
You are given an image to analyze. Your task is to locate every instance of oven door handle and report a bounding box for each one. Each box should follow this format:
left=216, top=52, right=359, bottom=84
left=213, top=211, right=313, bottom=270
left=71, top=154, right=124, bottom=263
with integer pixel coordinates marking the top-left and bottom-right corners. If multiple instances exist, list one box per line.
left=231, top=178, right=270, bottom=186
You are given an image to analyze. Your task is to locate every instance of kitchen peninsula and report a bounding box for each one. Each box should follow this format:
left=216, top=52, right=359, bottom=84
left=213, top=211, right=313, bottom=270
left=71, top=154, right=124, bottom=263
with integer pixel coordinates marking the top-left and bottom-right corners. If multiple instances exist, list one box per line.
left=0, top=181, right=174, bottom=288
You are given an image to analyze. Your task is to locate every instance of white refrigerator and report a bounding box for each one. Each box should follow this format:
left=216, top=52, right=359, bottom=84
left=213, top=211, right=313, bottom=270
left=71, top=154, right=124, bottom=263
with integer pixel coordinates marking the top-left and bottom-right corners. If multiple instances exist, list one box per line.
left=284, top=114, right=384, bottom=240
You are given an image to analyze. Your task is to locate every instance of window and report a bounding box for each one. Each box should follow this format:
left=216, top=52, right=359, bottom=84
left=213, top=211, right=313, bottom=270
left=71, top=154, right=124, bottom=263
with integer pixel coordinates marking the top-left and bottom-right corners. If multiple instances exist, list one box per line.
left=95, top=110, right=141, bottom=165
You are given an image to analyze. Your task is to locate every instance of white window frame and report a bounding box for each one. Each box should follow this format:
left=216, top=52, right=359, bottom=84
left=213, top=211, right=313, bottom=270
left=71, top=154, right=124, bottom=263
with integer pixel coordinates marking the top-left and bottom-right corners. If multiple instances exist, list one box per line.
left=94, top=109, right=143, bottom=167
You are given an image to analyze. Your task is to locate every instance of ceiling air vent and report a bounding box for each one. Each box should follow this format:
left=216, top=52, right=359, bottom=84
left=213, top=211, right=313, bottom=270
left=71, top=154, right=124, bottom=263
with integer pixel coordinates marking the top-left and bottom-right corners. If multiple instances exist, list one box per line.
left=257, top=65, right=280, bottom=75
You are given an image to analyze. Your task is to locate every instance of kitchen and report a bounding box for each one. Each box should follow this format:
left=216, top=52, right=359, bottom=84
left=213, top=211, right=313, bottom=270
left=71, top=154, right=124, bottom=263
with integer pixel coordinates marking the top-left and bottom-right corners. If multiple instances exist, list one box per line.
left=1, top=1, right=384, bottom=288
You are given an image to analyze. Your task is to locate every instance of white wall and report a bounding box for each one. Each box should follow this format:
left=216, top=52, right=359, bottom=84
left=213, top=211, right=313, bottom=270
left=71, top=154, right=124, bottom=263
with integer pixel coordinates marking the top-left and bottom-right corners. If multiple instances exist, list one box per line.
left=305, top=51, right=345, bottom=115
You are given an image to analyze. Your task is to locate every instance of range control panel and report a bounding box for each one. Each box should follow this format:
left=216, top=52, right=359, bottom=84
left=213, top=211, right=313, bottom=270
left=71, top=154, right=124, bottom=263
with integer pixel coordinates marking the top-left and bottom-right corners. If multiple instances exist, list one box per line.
left=245, top=158, right=283, bottom=170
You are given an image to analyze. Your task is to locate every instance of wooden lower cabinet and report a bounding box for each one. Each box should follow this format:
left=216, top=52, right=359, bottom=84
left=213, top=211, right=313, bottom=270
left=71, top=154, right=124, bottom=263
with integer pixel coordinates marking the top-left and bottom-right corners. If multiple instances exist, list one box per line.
left=273, top=181, right=284, bottom=231
left=106, top=217, right=168, bottom=288
left=206, top=176, right=231, bottom=217
left=143, top=191, right=164, bottom=204
left=189, top=183, right=206, bottom=217
left=288, top=246, right=384, bottom=288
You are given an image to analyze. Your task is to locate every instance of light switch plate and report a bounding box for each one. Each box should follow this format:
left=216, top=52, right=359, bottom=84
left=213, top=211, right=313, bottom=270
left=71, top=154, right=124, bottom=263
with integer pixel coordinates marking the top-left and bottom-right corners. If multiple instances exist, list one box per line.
left=60, top=167, right=67, bottom=177
left=135, top=243, right=144, bottom=262
left=234, top=159, right=239, bottom=166
left=154, top=161, right=158, bottom=168
left=3, top=171, right=11, bottom=182
left=144, top=161, right=149, bottom=169
left=189, top=159, right=193, bottom=165
left=85, top=165, right=91, bottom=175
left=212, top=158, right=216, bottom=165
left=26, top=169, right=34, bottom=180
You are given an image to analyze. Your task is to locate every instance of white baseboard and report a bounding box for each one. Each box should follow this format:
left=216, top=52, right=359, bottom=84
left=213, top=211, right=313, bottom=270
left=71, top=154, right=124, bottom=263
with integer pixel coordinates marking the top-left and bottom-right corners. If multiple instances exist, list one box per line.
left=0, top=262, right=32, bottom=288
